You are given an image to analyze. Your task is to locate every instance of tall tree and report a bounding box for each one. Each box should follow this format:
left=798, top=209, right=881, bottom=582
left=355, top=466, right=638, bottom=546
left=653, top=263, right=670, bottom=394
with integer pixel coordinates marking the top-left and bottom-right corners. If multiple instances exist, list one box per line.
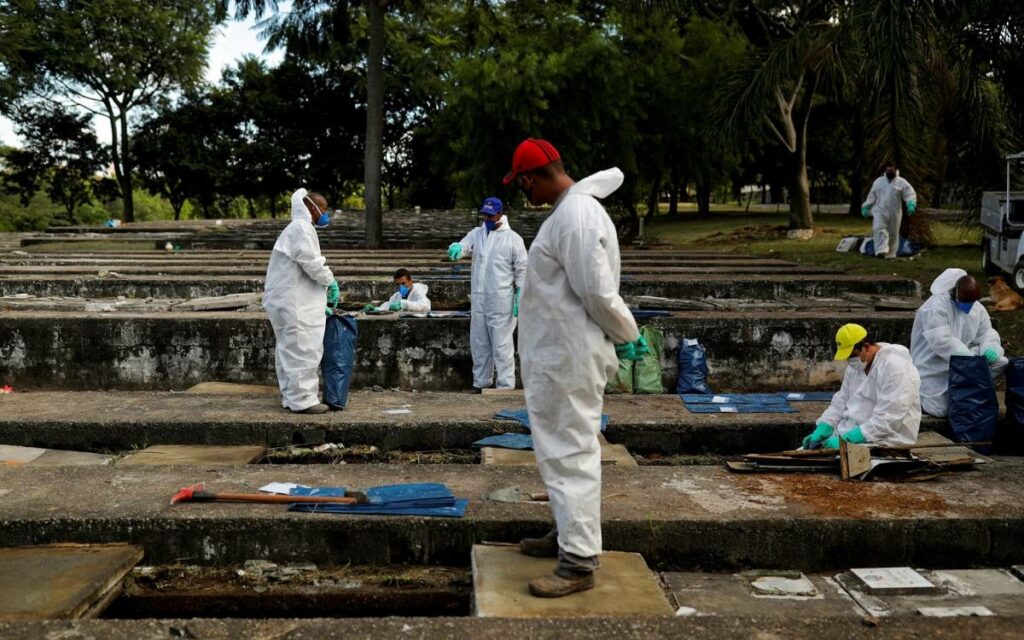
left=1, top=0, right=217, bottom=222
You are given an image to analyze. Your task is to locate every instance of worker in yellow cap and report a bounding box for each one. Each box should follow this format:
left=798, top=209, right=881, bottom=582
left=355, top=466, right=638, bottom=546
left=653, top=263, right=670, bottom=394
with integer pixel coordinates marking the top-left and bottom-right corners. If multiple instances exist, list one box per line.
left=801, top=323, right=922, bottom=449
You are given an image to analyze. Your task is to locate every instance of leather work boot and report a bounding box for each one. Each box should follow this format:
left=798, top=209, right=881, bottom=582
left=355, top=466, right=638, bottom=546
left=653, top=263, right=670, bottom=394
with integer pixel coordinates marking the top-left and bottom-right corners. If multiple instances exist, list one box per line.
left=291, top=403, right=329, bottom=414
left=528, top=571, right=595, bottom=598
left=519, top=534, right=558, bottom=558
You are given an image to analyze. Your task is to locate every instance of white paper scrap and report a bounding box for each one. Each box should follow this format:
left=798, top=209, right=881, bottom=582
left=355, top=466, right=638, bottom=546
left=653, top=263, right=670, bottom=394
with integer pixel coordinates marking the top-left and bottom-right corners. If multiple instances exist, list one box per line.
left=258, top=482, right=310, bottom=495
left=384, top=409, right=412, bottom=415
left=917, top=606, right=994, bottom=618
left=719, top=406, right=738, bottom=413
left=711, top=395, right=729, bottom=404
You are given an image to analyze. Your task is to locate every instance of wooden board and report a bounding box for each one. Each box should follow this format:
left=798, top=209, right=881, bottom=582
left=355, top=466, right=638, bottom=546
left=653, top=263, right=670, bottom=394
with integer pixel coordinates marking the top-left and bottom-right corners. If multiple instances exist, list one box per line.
left=0, top=543, right=142, bottom=620
left=185, top=382, right=279, bottom=395
left=118, top=444, right=266, bottom=465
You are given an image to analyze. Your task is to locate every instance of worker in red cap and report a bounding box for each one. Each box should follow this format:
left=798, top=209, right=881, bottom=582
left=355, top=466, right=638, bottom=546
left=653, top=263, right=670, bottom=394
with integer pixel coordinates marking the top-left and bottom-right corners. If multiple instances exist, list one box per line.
left=509, top=138, right=649, bottom=598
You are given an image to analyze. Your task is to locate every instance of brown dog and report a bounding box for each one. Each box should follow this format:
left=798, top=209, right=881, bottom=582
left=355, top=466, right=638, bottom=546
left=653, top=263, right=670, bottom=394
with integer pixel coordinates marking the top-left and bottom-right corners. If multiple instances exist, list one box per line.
left=988, top=276, right=1024, bottom=311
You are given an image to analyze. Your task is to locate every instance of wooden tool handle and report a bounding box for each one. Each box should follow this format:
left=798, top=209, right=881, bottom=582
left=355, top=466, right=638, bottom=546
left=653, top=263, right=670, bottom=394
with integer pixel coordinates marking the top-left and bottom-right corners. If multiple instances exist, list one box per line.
left=204, top=492, right=359, bottom=504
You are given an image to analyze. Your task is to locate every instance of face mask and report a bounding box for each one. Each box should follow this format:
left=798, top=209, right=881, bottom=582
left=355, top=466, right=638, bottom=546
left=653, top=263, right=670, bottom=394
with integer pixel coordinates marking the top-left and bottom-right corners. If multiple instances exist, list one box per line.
left=484, top=219, right=497, bottom=232
left=305, top=196, right=331, bottom=227
left=885, top=170, right=896, bottom=181
left=398, top=284, right=410, bottom=298
left=955, top=300, right=974, bottom=314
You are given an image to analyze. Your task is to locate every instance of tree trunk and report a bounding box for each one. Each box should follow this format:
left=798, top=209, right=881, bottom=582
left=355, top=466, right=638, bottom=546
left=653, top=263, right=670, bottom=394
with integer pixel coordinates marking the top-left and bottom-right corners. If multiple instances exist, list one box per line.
left=696, top=182, right=711, bottom=217
left=788, top=75, right=817, bottom=229
left=668, top=168, right=679, bottom=217
left=645, top=172, right=661, bottom=222
left=118, top=112, right=135, bottom=223
left=363, top=0, right=386, bottom=249
left=848, top=108, right=865, bottom=216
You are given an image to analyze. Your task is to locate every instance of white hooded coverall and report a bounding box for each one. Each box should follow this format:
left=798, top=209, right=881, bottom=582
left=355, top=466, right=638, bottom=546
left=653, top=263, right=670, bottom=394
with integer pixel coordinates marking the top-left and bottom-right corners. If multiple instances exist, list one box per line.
left=263, top=189, right=335, bottom=411
left=818, top=343, right=922, bottom=446
left=863, top=171, right=917, bottom=258
left=519, top=168, right=640, bottom=561
left=911, top=268, right=1007, bottom=417
left=375, top=282, right=431, bottom=313
left=455, top=219, right=527, bottom=389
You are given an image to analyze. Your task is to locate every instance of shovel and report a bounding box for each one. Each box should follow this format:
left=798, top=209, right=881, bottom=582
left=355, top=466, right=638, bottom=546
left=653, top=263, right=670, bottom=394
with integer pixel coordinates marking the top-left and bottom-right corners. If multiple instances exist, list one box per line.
left=170, top=482, right=370, bottom=506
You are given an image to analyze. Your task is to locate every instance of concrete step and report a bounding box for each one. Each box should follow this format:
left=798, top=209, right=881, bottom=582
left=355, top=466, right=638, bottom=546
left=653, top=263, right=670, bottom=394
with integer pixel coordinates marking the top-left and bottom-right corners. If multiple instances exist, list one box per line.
left=0, top=463, right=1021, bottom=569
left=0, top=311, right=918, bottom=391
left=0, top=617, right=1021, bottom=639
left=0, top=391, right=948, bottom=455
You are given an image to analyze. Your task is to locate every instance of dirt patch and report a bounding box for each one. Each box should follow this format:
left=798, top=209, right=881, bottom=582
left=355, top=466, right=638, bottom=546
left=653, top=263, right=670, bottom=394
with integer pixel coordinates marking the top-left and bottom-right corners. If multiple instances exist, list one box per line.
left=703, top=225, right=843, bottom=244
left=264, top=444, right=479, bottom=465
left=732, top=473, right=951, bottom=518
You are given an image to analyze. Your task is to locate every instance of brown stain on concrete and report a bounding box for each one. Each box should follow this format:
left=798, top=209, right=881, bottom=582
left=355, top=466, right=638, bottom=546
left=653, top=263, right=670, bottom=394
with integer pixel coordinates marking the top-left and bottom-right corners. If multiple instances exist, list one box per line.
left=732, top=474, right=951, bottom=518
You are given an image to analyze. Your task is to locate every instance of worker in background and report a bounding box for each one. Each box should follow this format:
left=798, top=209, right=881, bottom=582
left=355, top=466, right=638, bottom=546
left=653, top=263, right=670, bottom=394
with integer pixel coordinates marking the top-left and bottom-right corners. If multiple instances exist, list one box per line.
left=362, top=268, right=432, bottom=313
left=263, top=188, right=339, bottom=414
left=911, top=268, right=1007, bottom=417
left=446, top=197, right=527, bottom=391
left=509, top=138, right=648, bottom=598
left=801, top=323, right=921, bottom=449
left=862, top=161, right=917, bottom=259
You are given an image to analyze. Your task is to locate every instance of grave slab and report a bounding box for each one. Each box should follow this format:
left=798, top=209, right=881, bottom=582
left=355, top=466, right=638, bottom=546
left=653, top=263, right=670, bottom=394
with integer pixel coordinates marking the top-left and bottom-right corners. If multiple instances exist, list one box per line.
left=1, top=445, right=110, bottom=466
left=118, top=444, right=266, bottom=466
left=471, top=544, right=673, bottom=618
left=837, top=569, right=1024, bottom=617
left=664, top=571, right=862, bottom=617
left=480, top=443, right=637, bottom=467
left=185, top=382, right=279, bottom=395
left=0, top=543, right=142, bottom=620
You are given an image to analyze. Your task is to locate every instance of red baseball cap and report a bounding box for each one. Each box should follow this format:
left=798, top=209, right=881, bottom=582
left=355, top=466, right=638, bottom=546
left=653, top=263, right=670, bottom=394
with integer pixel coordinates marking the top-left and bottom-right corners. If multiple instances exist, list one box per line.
left=502, top=138, right=561, bottom=184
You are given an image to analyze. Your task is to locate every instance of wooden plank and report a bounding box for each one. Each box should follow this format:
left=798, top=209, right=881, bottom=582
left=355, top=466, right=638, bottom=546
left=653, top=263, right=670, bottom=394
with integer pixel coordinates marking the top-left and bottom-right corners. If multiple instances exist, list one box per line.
left=118, top=444, right=266, bottom=466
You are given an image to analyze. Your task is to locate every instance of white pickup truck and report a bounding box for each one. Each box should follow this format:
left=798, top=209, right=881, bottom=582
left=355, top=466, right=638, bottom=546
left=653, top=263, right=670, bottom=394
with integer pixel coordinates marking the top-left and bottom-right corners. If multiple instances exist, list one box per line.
left=981, top=151, right=1024, bottom=292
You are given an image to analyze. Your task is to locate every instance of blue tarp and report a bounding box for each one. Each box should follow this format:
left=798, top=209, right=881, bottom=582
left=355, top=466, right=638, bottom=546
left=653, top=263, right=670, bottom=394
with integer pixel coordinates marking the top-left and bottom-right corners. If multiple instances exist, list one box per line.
left=471, top=433, right=534, bottom=450
left=682, top=402, right=798, bottom=414
left=322, top=314, right=357, bottom=409
left=680, top=393, right=790, bottom=405
left=630, top=310, right=671, bottom=319
left=288, top=483, right=467, bottom=518
left=779, top=391, right=835, bottom=402
left=495, top=408, right=609, bottom=432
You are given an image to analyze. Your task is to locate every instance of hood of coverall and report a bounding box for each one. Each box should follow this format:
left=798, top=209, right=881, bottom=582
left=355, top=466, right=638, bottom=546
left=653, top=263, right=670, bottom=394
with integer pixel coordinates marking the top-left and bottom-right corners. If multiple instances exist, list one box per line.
left=929, top=268, right=969, bottom=295
left=567, top=168, right=624, bottom=200
left=291, top=188, right=313, bottom=223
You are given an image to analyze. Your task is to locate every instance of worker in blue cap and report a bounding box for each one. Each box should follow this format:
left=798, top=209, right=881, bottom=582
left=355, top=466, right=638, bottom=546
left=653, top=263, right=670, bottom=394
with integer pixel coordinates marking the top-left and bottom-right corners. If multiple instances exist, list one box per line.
left=446, top=197, right=528, bottom=391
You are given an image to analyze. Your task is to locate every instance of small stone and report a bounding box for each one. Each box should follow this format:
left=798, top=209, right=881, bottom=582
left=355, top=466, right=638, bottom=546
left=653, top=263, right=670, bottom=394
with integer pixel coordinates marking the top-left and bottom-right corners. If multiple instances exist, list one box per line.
left=786, top=228, right=815, bottom=241
left=675, top=606, right=697, bottom=616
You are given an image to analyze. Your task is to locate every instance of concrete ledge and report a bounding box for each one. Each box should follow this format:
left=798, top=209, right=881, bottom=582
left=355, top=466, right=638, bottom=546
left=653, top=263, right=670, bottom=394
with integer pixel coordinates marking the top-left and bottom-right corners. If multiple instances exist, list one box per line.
left=0, top=463, right=1022, bottom=570
left=0, top=392, right=948, bottom=454
left=0, top=617, right=1021, bottom=640
left=0, top=311, right=919, bottom=392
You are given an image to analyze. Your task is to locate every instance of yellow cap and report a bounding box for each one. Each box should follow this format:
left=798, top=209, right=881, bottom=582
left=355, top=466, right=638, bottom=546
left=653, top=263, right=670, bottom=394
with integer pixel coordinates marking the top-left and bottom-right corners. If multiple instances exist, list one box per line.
left=833, top=323, right=868, bottom=360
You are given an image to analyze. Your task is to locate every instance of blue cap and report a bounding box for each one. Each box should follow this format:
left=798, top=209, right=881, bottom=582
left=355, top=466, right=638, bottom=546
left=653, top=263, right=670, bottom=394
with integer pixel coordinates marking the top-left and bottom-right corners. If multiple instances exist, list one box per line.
left=479, top=197, right=503, bottom=216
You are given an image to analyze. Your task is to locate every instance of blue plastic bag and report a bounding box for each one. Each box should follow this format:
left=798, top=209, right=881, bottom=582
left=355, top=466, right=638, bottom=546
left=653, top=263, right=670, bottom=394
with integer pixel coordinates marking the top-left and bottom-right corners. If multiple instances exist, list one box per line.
left=1001, top=357, right=1024, bottom=452
left=676, top=338, right=712, bottom=394
left=322, top=314, right=357, bottom=408
left=947, top=355, right=998, bottom=453
left=860, top=236, right=919, bottom=257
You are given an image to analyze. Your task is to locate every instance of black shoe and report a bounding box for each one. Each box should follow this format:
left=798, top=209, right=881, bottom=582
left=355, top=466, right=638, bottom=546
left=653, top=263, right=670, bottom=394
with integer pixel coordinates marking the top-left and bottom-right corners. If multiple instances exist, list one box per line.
left=519, top=535, right=559, bottom=558
left=529, top=571, right=595, bottom=598
left=470, top=387, right=484, bottom=394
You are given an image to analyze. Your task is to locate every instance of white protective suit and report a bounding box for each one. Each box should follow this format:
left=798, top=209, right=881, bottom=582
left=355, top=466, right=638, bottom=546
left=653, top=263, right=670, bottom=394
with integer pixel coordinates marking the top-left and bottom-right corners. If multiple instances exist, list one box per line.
left=911, top=268, right=1008, bottom=417
left=454, top=219, right=527, bottom=389
left=263, top=189, right=335, bottom=411
left=520, top=168, right=640, bottom=560
left=863, top=171, right=917, bottom=258
left=818, top=343, right=921, bottom=446
left=375, top=282, right=431, bottom=313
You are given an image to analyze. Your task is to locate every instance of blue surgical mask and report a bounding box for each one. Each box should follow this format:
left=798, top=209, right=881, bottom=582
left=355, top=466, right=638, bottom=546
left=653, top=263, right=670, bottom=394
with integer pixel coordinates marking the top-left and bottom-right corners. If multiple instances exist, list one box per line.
left=315, top=211, right=330, bottom=227
left=484, top=219, right=497, bottom=232
left=955, top=300, right=974, bottom=314
left=398, top=284, right=410, bottom=298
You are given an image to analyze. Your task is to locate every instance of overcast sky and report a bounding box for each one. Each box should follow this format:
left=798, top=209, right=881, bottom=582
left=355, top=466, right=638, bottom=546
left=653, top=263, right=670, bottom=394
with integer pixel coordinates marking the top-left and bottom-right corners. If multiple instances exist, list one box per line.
left=0, top=12, right=284, bottom=147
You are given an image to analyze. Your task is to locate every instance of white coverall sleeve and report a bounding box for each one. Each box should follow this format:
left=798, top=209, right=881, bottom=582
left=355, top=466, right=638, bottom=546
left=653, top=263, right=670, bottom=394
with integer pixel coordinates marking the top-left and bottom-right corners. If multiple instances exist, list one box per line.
left=558, top=221, right=639, bottom=345
left=971, top=310, right=1004, bottom=358
left=512, top=237, right=528, bottom=289
left=920, top=303, right=971, bottom=359
left=376, top=291, right=401, bottom=312
left=458, top=229, right=477, bottom=257
left=862, top=181, right=879, bottom=209
left=401, top=286, right=431, bottom=313
left=859, top=356, right=917, bottom=443
left=818, top=366, right=854, bottom=427
left=289, top=230, right=334, bottom=287
left=899, top=179, right=917, bottom=204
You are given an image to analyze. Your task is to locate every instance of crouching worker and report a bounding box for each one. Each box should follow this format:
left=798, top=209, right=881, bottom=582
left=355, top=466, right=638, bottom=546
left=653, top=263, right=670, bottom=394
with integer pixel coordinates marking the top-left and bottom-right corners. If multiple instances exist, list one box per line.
left=263, top=188, right=338, bottom=414
left=362, top=268, right=431, bottom=313
left=801, top=323, right=921, bottom=449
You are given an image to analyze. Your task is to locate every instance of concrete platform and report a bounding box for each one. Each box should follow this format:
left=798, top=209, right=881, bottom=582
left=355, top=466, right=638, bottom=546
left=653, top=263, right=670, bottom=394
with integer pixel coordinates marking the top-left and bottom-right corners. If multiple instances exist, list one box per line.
left=471, top=545, right=673, bottom=617
left=0, top=462, right=1022, bottom=570
left=665, top=571, right=862, bottom=617
left=0, top=391, right=948, bottom=454
left=0, top=445, right=112, bottom=466
left=1, top=617, right=1022, bottom=640
left=0, top=310, right=921, bottom=391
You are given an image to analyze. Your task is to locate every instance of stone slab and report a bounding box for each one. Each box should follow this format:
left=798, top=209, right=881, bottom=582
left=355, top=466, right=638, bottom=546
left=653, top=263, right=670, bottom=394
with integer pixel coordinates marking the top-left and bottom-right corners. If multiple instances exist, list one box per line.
left=0, top=444, right=47, bottom=464
left=664, top=571, right=862, bottom=617
left=481, top=443, right=636, bottom=467
left=1, top=445, right=110, bottom=467
left=185, top=382, right=280, bottom=395
left=0, top=543, right=143, bottom=620
left=848, top=567, right=937, bottom=595
left=118, top=445, right=266, bottom=466
left=838, top=569, right=1024, bottom=618
left=472, top=545, right=672, bottom=618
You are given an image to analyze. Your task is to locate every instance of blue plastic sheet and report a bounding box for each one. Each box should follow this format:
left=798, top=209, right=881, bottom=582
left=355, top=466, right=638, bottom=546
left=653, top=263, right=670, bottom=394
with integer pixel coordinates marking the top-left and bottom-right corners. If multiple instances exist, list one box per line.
left=779, top=391, right=835, bottom=402
left=1000, top=357, right=1024, bottom=451
left=680, top=393, right=790, bottom=405
left=630, top=310, right=671, bottom=319
left=861, top=236, right=920, bottom=257
left=322, top=314, right=357, bottom=408
left=472, top=433, right=534, bottom=450
left=288, top=483, right=467, bottom=517
left=947, top=355, right=998, bottom=453
left=676, top=339, right=712, bottom=394
left=495, top=409, right=609, bottom=432
left=683, top=402, right=798, bottom=414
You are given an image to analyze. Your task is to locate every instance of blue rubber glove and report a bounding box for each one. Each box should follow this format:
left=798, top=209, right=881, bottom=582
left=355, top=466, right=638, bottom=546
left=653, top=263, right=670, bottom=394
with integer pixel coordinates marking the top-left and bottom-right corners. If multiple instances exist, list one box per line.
left=906, top=200, right=917, bottom=216
left=327, top=280, right=340, bottom=305
left=388, top=300, right=403, bottom=312
left=861, top=205, right=871, bottom=219
left=615, top=341, right=636, bottom=361
left=983, top=348, right=1000, bottom=364
left=513, top=289, right=520, bottom=318
left=801, top=421, right=834, bottom=449
left=447, top=243, right=462, bottom=261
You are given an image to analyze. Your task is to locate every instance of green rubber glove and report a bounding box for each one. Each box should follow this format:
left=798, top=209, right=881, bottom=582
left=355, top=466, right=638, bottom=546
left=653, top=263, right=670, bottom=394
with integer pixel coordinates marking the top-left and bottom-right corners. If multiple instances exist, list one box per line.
left=388, top=300, right=403, bottom=312
left=447, top=243, right=462, bottom=261
left=632, top=335, right=651, bottom=360
left=513, top=289, right=520, bottom=318
left=844, top=425, right=867, bottom=444
left=861, top=205, right=871, bottom=219
left=984, top=348, right=1000, bottom=363
left=615, top=341, right=636, bottom=361
left=326, top=280, right=340, bottom=305
left=906, top=200, right=917, bottom=215
left=822, top=434, right=840, bottom=450
left=801, top=421, right=834, bottom=449
left=361, top=303, right=376, bottom=313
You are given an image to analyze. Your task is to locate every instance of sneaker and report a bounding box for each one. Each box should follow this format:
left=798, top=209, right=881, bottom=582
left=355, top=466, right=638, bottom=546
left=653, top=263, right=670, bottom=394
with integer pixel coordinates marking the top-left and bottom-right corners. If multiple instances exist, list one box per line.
left=519, top=535, right=558, bottom=558
left=290, top=403, right=329, bottom=414
left=528, top=571, right=595, bottom=598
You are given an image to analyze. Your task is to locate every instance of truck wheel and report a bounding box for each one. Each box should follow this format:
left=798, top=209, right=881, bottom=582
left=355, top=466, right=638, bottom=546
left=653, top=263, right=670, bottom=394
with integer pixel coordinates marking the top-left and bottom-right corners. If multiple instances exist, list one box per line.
left=1014, top=259, right=1024, bottom=293
left=982, top=241, right=1000, bottom=276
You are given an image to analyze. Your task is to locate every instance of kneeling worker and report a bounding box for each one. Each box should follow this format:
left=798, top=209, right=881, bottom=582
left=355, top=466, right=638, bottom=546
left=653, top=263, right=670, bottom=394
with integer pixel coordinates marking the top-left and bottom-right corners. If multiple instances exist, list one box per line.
left=362, top=268, right=431, bottom=313
left=802, top=323, right=921, bottom=449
